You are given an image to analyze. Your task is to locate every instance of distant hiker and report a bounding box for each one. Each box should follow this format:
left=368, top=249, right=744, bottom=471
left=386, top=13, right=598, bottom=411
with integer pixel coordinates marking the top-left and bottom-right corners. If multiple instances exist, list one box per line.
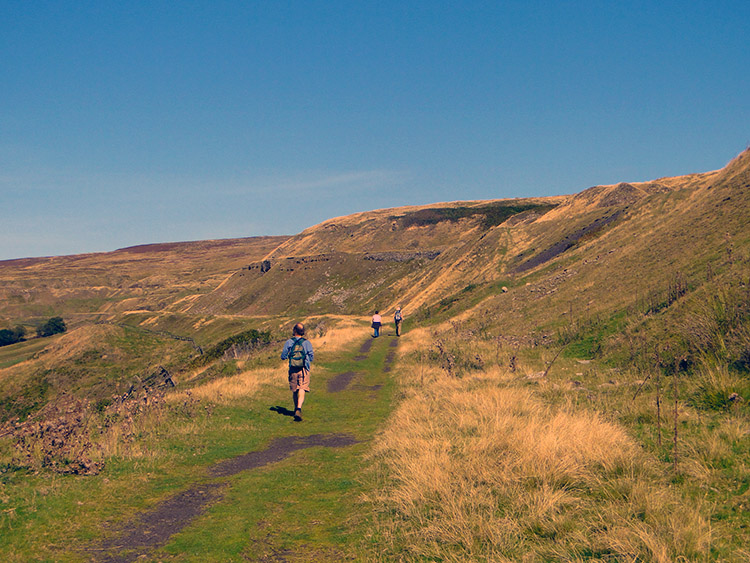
left=394, top=306, right=403, bottom=337
left=281, top=323, right=314, bottom=421
left=371, top=311, right=382, bottom=337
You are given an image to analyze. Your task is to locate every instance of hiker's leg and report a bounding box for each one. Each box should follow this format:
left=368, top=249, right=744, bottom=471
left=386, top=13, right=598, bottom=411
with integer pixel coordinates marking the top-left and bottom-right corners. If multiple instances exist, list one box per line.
left=296, top=389, right=305, bottom=409
left=292, top=390, right=298, bottom=410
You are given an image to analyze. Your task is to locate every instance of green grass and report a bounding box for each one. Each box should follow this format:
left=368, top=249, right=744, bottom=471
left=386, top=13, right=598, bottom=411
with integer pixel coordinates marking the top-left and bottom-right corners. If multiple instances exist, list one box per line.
left=0, top=337, right=49, bottom=369
left=0, top=332, right=399, bottom=561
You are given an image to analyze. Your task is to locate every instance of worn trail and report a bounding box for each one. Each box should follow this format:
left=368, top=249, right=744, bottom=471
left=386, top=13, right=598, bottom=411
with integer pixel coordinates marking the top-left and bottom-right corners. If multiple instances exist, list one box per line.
left=92, top=334, right=397, bottom=562
left=97, top=435, right=358, bottom=562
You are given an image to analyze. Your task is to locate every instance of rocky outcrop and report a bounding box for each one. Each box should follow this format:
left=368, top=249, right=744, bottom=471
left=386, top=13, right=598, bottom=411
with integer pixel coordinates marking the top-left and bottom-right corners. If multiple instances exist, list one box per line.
left=363, top=251, right=441, bottom=262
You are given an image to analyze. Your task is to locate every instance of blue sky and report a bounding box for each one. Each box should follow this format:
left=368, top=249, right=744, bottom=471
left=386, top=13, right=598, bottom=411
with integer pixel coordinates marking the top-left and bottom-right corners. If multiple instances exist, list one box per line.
left=1, top=1, right=748, bottom=260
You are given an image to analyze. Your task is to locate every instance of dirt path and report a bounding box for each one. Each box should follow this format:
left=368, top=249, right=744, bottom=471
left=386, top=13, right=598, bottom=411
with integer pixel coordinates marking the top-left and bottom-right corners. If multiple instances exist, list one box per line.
left=96, top=434, right=359, bottom=562
left=327, top=371, right=358, bottom=392
left=329, top=337, right=397, bottom=392
left=96, top=483, right=227, bottom=562
left=91, top=335, right=396, bottom=562
left=353, top=336, right=375, bottom=360
left=383, top=338, right=398, bottom=372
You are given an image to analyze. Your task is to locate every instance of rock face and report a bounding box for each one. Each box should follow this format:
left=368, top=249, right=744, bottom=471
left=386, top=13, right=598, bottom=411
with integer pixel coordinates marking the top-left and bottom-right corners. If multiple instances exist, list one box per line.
left=512, top=209, right=626, bottom=273
left=363, top=251, right=441, bottom=262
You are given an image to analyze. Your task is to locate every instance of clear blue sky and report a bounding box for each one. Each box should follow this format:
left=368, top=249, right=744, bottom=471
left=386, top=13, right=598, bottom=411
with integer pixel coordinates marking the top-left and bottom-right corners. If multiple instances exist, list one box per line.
left=2, top=1, right=748, bottom=260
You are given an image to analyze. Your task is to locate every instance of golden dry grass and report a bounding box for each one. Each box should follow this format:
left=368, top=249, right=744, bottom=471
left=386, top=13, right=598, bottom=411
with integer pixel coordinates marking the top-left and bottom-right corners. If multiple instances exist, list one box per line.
left=307, top=318, right=367, bottom=352
left=364, top=330, right=718, bottom=561
left=168, top=367, right=280, bottom=405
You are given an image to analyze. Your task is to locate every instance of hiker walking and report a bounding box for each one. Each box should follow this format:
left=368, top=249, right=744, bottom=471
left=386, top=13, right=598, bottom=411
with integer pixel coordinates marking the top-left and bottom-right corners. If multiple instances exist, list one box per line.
left=371, top=311, right=382, bottom=337
left=281, top=323, right=314, bottom=421
left=394, top=306, right=403, bottom=337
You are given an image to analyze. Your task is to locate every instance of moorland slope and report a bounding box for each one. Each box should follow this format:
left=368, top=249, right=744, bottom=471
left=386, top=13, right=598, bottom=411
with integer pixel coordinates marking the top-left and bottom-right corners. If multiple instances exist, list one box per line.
left=1, top=148, right=749, bottom=561
left=1, top=149, right=748, bottom=420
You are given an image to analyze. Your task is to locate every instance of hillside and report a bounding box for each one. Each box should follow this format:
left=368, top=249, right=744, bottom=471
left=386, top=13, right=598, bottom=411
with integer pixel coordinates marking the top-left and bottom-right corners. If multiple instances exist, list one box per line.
left=1, top=150, right=748, bottom=420
left=185, top=198, right=562, bottom=316
left=1, top=149, right=749, bottom=561
left=1, top=151, right=748, bottom=416
left=186, top=149, right=748, bottom=322
left=0, top=236, right=288, bottom=324
left=0, top=236, right=288, bottom=420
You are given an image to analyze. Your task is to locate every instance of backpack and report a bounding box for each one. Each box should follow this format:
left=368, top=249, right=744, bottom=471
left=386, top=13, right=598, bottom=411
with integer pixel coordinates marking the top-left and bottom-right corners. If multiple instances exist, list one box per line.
left=395, top=311, right=402, bottom=321
left=288, top=337, right=307, bottom=369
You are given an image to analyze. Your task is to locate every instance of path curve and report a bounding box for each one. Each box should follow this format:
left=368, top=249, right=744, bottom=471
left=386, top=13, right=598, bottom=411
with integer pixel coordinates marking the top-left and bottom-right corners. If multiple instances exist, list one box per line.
left=96, top=433, right=358, bottom=562
left=94, top=335, right=396, bottom=561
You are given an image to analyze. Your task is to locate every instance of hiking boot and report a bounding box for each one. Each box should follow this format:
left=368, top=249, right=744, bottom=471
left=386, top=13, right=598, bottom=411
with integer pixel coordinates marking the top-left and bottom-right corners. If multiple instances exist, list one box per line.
left=294, top=408, right=302, bottom=421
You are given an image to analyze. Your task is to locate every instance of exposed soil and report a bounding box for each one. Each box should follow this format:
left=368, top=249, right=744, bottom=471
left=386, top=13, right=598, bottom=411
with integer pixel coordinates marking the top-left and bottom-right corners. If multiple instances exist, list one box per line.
left=94, top=433, right=358, bottom=562
left=353, top=337, right=375, bottom=361
left=327, top=371, right=358, bottom=392
left=97, top=483, right=227, bottom=563
left=513, top=209, right=625, bottom=273
left=210, top=434, right=358, bottom=478
left=383, top=338, right=398, bottom=373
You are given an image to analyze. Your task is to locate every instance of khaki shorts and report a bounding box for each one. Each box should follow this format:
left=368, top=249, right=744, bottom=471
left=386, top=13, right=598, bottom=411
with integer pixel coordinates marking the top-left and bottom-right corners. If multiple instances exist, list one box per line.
left=288, top=368, right=310, bottom=392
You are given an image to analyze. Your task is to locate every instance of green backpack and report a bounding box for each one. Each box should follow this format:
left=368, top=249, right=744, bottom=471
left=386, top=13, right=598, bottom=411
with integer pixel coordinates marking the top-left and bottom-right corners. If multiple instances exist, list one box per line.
left=288, top=337, right=307, bottom=369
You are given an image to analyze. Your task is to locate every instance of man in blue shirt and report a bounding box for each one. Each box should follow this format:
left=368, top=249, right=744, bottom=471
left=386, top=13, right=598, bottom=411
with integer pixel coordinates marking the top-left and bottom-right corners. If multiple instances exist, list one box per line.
left=281, top=323, right=314, bottom=421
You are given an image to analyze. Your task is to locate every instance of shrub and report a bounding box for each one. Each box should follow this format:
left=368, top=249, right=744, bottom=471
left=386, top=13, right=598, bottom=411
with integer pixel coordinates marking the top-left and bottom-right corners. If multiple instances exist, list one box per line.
left=0, top=325, right=26, bottom=347
left=36, top=317, right=67, bottom=338
left=194, top=328, right=272, bottom=366
left=689, top=360, right=750, bottom=411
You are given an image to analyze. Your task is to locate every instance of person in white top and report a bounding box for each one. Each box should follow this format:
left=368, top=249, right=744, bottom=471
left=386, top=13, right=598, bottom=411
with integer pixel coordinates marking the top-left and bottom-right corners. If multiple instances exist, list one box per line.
left=371, top=311, right=382, bottom=337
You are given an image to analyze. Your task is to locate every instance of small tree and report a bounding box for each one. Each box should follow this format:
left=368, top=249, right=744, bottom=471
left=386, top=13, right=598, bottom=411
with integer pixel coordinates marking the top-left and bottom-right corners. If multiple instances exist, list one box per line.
left=0, top=326, right=26, bottom=347
left=37, top=317, right=67, bottom=338
left=0, top=329, right=15, bottom=347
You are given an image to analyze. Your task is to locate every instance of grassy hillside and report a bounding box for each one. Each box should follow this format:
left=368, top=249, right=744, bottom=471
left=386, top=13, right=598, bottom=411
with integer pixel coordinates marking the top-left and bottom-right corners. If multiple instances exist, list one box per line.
left=186, top=198, right=562, bottom=316
left=1, top=149, right=748, bottom=561
left=0, top=237, right=289, bottom=423
left=0, top=236, right=288, bottom=325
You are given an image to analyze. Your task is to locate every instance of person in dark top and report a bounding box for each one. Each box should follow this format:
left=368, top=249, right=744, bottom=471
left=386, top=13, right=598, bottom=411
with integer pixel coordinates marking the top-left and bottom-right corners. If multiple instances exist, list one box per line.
left=394, top=306, right=403, bottom=336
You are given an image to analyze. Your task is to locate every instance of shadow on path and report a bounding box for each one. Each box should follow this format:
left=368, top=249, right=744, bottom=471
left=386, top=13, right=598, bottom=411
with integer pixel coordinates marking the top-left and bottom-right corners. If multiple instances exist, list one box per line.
left=95, top=434, right=358, bottom=562
left=270, top=405, right=295, bottom=417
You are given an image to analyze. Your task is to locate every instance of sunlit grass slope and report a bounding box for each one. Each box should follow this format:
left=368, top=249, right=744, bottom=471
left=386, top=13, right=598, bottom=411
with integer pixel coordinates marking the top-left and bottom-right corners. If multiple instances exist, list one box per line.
left=1, top=148, right=748, bottom=561
left=362, top=328, right=745, bottom=561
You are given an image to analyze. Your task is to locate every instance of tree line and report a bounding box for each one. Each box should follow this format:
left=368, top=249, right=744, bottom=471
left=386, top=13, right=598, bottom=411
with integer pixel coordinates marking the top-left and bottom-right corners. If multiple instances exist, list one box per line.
left=0, top=317, right=67, bottom=347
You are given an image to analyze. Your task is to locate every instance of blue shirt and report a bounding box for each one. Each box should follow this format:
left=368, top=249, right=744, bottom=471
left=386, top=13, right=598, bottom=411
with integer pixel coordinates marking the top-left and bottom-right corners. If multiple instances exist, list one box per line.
left=281, top=337, right=314, bottom=370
